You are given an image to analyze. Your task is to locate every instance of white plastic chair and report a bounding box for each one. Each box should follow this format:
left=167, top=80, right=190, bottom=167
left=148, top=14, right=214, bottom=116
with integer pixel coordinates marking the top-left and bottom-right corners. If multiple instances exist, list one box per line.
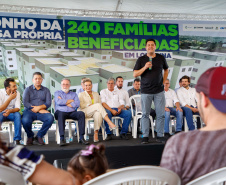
left=184, top=115, right=204, bottom=132
left=52, top=100, right=80, bottom=143
left=84, top=117, right=106, bottom=141
left=111, top=116, right=124, bottom=136
left=23, top=120, right=49, bottom=145
left=0, top=164, right=26, bottom=185
left=186, top=167, right=226, bottom=185
left=129, top=95, right=155, bottom=138
left=55, top=119, right=79, bottom=143
left=83, top=165, right=181, bottom=185
left=1, top=121, right=14, bottom=143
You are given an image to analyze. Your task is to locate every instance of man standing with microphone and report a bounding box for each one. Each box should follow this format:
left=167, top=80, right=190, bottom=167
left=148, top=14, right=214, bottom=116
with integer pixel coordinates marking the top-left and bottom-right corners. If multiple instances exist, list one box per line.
left=134, top=39, right=169, bottom=144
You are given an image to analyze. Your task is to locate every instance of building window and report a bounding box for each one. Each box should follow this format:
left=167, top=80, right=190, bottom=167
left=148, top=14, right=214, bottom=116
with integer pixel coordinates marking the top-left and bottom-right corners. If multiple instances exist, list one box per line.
left=83, top=51, right=85, bottom=55
left=110, top=56, right=112, bottom=59
left=51, top=80, right=55, bottom=87
left=38, top=42, right=40, bottom=44
left=32, top=65, right=35, bottom=69
left=220, top=63, right=222, bottom=66
left=128, top=82, right=133, bottom=86
left=102, top=56, right=106, bottom=60
left=215, top=63, right=218, bottom=66
left=0, top=55, right=2, bottom=57
left=182, top=68, right=186, bottom=72
left=43, top=42, right=45, bottom=44
left=91, top=53, right=94, bottom=57
left=193, top=68, right=198, bottom=72
left=25, top=81, right=27, bottom=85
left=8, top=51, right=12, bottom=54
left=188, top=67, right=192, bottom=71
left=8, top=58, right=13, bottom=61
left=191, top=76, right=196, bottom=80
left=9, top=65, right=13, bottom=67
left=195, top=60, right=200, bottom=64
left=99, top=79, right=102, bottom=82
left=58, top=46, right=61, bottom=49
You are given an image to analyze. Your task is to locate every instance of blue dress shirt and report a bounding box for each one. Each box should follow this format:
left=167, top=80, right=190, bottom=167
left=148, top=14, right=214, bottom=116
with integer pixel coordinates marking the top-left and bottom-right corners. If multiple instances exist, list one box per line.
left=23, top=85, right=51, bottom=110
left=54, top=90, right=80, bottom=112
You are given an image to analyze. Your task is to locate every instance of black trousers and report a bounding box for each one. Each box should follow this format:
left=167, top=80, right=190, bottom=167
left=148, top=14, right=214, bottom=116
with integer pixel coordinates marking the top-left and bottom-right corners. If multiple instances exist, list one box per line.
left=54, top=110, right=85, bottom=140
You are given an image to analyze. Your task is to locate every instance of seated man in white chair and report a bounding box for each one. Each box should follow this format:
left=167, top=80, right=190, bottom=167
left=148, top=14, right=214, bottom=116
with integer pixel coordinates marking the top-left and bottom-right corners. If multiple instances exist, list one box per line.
left=22, top=72, right=54, bottom=145
left=164, top=79, right=183, bottom=138
left=161, top=67, right=226, bottom=184
left=0, top=78, right=21, bottom=145
left=100, top=78, right=132, bottom=140
left=54, top=78, right=89, bottom=146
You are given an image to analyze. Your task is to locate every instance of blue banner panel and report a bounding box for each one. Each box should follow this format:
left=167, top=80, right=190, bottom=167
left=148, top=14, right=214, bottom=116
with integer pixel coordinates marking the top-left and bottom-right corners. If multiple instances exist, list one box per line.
left=0, top=16, right=63, bottom=40
left=65, top=20, right=179, bottom=51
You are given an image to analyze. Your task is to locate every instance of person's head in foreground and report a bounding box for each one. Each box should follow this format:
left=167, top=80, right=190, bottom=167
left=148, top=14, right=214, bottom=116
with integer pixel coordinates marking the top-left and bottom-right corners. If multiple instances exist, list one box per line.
left=67, top=144, right=108, bottom=183
left=195, top=66, right=226, bottom=125
left=160, top=66, right=226, bottom=185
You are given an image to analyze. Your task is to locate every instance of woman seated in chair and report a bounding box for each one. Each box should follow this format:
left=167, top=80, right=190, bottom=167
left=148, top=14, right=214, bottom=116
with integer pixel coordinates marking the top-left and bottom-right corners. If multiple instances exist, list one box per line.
left=78, top=78, right=116, bottom=142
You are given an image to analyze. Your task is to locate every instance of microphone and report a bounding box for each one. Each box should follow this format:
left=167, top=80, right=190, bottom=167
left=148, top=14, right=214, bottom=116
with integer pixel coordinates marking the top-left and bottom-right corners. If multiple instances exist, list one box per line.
left=149, top=56, right=152, bottom=70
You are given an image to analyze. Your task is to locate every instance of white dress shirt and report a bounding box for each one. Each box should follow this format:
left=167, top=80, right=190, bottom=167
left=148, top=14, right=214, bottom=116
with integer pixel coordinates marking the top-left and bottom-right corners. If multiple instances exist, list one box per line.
left=100, top=88, right=124, bottom=108
left=177, top=87, right=197, bottom=107
left=164, top=88, right=179, bottom=107
left=114, top=87, right=130, bottom=107
left=0, top=89, right=21, bottom=111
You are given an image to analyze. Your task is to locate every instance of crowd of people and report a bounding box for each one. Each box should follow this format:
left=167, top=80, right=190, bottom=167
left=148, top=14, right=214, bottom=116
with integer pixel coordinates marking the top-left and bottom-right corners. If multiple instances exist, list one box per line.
left=0, top=38, right=226, bottom=185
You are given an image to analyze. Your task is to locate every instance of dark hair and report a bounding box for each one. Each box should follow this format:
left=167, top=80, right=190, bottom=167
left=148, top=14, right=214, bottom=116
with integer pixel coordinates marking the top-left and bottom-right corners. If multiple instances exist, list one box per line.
left=179, top=78, right=182, bottom=83
left=4, top=78, right=15, bottom=89
left=146, top=39, right=156, bottom=46
left=134, top=78, right=140, bottom=83
left=33, top=72, right=42, bottom=78
left=181, top=75, right=190, bottom=83
left=68, top=144, right=108, bottom=178
left=116, top=76, right=123, bottom=81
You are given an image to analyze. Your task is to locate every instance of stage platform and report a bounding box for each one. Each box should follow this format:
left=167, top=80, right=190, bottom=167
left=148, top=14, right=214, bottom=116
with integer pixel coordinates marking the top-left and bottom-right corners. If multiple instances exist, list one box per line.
left=1, top=130, right=165, bottom=169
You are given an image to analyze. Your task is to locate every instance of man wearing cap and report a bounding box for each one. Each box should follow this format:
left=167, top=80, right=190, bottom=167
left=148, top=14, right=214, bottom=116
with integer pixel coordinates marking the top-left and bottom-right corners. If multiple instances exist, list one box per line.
left=160, top=67, right=226, bottom=184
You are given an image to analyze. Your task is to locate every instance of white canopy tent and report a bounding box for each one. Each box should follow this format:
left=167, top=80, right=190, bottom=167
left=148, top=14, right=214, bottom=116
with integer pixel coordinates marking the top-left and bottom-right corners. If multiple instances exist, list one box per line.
left=0, top=0, right=226, bottom=21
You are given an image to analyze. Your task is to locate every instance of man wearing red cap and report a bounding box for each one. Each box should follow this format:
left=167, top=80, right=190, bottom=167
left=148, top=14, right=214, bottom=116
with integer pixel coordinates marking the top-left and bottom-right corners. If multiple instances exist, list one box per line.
left=160, top=67, right=226, bottom=185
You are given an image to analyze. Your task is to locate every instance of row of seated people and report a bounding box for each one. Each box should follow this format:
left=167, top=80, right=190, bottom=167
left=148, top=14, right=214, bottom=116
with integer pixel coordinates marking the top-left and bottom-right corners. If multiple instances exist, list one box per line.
left=0, top=67, right=226, bottom=185
left=128, top=76, right=201, bottom=140
left=0, top=72, right=200, bottom=146
left=0, top=72, right=132, bottom=146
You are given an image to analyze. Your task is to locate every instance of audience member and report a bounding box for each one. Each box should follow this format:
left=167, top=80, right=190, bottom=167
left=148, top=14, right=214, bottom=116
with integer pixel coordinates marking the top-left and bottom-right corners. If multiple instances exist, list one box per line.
left=54, top=78, right=89, bottom=146
left=77, top=77, right=87, bottom=95
left=161, top=66, right=226, bottom=184
left=68, top=144, right=108, bottom=184
left=133, top=38, right=169, bottom=144
left=115, top=76, right=130, bottom=110
left=78, top=78, right=116, bottom=142
left=100, top=78, right=132, bottom=140
left=22, top=72, right=54, bottom=145
left=164, top=79, right=183, bottom=137
left=0, top=137, right=80, bottom=185
left=0, top=78, right=21, bottom=145
left=177, top=75, right=200, bottom=130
